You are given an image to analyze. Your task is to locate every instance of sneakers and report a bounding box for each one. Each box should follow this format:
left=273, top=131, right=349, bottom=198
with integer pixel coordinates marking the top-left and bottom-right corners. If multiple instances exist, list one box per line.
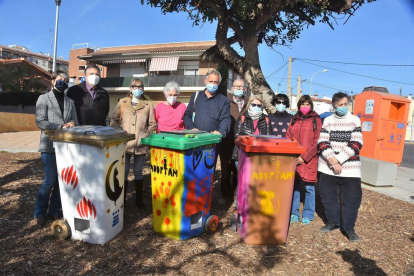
left=344, top=230, right=360, bottom=242
left=301, top=218, right=312, bottom=225
left=290, top=214, right=300, bottom=223
left=320, top=222, right=340, bottom=232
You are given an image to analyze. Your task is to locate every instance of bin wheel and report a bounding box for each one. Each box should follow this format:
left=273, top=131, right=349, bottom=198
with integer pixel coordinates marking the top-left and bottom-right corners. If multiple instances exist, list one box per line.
left=231, top=210, right=238, bottom=232
left=51, top=220, right=71, bottom=240
left=205, top=215, right=219, bottom=233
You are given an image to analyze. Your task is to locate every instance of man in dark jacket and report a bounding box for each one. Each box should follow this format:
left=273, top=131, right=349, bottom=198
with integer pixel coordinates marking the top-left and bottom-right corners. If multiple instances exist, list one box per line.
left=67, top=64, right=109, bottom=126
left=183, top=69, right=231, bottom=196
left=219, top=78, right=247, bottom=196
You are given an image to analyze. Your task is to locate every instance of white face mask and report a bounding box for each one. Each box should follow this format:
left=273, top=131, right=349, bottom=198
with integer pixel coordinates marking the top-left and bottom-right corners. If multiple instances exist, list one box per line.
left=167, top=96, right=177, bottom=105
left=87, top=75, right=100, bottom=86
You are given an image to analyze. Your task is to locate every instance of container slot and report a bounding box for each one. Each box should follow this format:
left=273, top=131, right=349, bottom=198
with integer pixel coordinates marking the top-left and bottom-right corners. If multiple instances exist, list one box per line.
left=190, top=211, right=203, bottom=230
left=389, top=102, right=405, bottom=121
left=74, top=218, right=90, bottom=233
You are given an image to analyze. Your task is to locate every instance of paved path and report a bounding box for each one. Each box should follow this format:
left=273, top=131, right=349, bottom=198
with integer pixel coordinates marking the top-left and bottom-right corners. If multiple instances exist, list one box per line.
left=0, top=131, right=40, bottom=152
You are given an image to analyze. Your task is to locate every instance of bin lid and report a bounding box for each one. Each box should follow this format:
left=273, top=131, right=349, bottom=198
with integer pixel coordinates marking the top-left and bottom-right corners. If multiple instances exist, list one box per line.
left=45, top=126, right=135, bottom=148
left=141, top=130, right=222, bottom=150
left=235, top=135, right=306, bottom=154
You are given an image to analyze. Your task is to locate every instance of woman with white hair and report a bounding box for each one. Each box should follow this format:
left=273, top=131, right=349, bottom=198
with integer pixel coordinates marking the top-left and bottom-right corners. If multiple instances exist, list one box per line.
left=155, top=81, right=187, bottom=132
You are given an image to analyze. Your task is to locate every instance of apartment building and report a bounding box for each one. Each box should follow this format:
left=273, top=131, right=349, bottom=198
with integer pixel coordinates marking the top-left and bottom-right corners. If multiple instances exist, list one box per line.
left=73, top=41, right=217, bottom=115
left=0, top=44, right=69, bottom=73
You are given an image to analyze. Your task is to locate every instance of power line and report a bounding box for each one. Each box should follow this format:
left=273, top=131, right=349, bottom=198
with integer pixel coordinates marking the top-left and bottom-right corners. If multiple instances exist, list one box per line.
left=294, top=58, right=414, bottom=67
left=297, top=60, right=414, bottom=86
left=265, top=61, right=288, bottom=79
left=302, top=80, right=352, bottom=93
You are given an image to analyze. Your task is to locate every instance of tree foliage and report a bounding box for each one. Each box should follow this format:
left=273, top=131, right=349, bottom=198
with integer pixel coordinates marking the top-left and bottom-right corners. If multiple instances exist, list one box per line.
left=141, top=0, right=375, bottom=111
left=0, top=63, right=47, bottom=92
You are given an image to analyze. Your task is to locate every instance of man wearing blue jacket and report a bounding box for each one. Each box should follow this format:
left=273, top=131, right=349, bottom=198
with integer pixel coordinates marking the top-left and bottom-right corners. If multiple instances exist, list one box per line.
left=183, top=69, right=231, bottom=196
left=183, top=69, right=231, bottom=137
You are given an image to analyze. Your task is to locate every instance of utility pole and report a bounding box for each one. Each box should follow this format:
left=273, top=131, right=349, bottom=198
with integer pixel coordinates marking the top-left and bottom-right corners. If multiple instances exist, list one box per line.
left=287, top=56, right=292, bottom=97
left=297, top=75, right=302, bottom=98
left=277, top=83, right=280, bottom=94
left=400, top=87, right=402, bottom=96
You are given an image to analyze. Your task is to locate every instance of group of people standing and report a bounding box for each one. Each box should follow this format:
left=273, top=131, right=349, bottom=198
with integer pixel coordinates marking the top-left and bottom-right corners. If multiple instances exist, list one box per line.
left=34, top=66, right=363, bottom=242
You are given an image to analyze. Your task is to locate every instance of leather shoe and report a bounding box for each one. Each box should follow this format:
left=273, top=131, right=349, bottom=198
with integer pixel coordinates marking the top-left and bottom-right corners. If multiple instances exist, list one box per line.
left=344, top=230, right=360, bottom=242
left=320, top=222, right=340, bottom=232
left=36, top=217, right=47, bottom=227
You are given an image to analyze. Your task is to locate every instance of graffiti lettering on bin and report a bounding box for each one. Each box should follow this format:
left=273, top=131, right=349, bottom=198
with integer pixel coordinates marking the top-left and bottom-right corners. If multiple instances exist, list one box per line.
left=77, top=196, right=97, bottom=219
left=257, top=191, right=280, bottom=216
left=251, top=171, right=294, bottom=181
left=106, top=160, right=123, bottom=206
left=151, top=148, right=182, bottom=177
left=192, top=147, right=216, bottom=170
left=61, top=165, right=79, bottom=189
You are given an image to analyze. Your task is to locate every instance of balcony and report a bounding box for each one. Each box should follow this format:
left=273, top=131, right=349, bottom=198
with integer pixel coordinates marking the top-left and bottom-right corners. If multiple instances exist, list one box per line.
left=99, top=75, right=205, bottom=88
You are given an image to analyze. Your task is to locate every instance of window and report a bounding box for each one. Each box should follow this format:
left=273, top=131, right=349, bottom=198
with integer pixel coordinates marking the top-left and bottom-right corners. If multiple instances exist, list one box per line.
left=42, top=60, right=46, bottom=66
left=34, top=59, right=38, bottom=64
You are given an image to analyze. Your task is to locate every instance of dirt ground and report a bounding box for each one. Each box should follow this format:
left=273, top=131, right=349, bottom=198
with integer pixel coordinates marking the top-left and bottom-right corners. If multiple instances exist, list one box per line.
left=1, top=152, right=413, bottom=275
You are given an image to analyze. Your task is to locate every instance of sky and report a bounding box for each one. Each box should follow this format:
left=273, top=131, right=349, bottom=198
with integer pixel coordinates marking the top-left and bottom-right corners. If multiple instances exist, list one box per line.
left=0, top=0, right=413, bottom=97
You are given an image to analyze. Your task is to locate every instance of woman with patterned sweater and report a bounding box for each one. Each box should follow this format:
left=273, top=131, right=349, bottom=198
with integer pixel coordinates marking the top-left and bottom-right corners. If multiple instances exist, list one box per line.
left=317, top=92, right=363, bottom=242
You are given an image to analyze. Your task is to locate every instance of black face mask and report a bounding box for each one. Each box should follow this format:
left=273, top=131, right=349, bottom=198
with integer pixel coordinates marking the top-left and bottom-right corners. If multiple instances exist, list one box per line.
left=55, top=80, right=68, bottom=91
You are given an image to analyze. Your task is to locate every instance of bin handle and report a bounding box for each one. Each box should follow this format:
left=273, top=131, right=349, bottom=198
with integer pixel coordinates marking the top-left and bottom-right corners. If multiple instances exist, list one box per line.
left=85, top=131, right=96, bottom=135
left=185, top=134, right=196, bottom=138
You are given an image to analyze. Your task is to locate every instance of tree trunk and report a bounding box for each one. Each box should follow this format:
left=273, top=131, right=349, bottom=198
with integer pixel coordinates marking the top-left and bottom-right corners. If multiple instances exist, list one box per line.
left=241, top=33, right=276, bottom=113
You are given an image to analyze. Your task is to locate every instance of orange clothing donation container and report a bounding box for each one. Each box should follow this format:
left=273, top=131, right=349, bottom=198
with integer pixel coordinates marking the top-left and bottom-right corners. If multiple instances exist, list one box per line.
left=234, top=135, right=306, bottom=245
left=354, top=91, right=410, bottom=165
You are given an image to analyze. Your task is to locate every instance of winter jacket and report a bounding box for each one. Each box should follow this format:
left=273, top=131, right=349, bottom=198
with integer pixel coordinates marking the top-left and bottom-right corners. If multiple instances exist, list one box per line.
left=36, top=90, right=79, bottom=153
left=231, top=112, right=271, bottom=160
left=110, top=97, right=156, bottom=155
left=66, top=82, right=109, bottom=126
left=286, top=111, right=322, bottom=183
left=226, top=93, right=247, bottom=142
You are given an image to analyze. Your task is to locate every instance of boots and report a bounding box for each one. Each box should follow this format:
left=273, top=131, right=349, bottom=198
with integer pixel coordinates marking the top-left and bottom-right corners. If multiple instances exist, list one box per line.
left=123, top=180, right=129, bottom=204
left=134, top=180, right=145, bottom=209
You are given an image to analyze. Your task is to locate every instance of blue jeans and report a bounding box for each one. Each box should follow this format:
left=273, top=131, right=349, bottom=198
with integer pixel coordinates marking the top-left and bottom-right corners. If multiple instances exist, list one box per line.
left=34, top=153, right=62, bottom=218
left=125, top=153, right=144, bottom=180
left=291, top=179, right=315, bottom=220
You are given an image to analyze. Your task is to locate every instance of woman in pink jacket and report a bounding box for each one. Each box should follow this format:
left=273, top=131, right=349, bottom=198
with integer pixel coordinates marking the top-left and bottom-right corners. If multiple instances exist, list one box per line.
left=286, top=95, right=322, bottom=225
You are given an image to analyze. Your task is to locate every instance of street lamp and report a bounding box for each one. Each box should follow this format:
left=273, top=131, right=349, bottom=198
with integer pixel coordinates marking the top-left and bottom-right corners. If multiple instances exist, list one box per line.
left=52, top=0, right=62, bottom=72
left=309, top=69, right=327, bottom=97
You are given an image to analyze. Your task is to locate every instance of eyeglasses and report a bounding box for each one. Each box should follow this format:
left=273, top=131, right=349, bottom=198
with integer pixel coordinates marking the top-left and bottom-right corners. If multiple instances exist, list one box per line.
left=131, top=85, right=144, bottom=89
left=275, top=101, right=285, bottom=104
left=232, top=85, right=244, bottom=89
left=251, top=104, right=262, bottom=108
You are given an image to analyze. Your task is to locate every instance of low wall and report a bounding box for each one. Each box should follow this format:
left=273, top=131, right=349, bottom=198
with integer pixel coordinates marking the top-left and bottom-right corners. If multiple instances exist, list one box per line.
left=0, top=112, right=38, bottom=133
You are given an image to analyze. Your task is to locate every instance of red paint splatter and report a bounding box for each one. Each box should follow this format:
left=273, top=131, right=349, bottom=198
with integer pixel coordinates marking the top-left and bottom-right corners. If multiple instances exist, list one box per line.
left=161, top=182, right=164, bottom=186
left=205, top=176, right=208, bottom=180
left=156, top=210, right=161, bottom=216
left=183, top=178, right=212, bottom=217
left=165, top=217, right=170, bottom=226
left=155, top=157, right=158, bottom=161
left=152, top=149, right=155, bottom=153
left=165, top=187, right=170, bottom=197
left=160, top=185, right=164, bottom=194
left=165, top=198, right=169, bottom=204
left=161, top=160, right=164, bottom=164
left=153, top=194, right=157, bottom=200
left=170, top=153, right=173, bottom=158
left=156, top=189, right=160, bottom=197
left=168, top=181, right=172, bottom=187
left=169, top=163, right=172, bottom=168
left=153, top=177, right=156, bottom=181
left=172, top=201, right=176, bottom=207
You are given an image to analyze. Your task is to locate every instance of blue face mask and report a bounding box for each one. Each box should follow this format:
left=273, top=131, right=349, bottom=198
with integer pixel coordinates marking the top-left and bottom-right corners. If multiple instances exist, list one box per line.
left=276, top=104, right=286, bottom=112
left=55, top=80, right=68, bottom=91
left=233, top=89, right=244, bottom=98
left=336, top=106, right=348, bottom=116
left=132, top=89, right=143, bottom=98
left=206, top=83, right=218, bottom=93
left=249, top=105, right=262, bottom=115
